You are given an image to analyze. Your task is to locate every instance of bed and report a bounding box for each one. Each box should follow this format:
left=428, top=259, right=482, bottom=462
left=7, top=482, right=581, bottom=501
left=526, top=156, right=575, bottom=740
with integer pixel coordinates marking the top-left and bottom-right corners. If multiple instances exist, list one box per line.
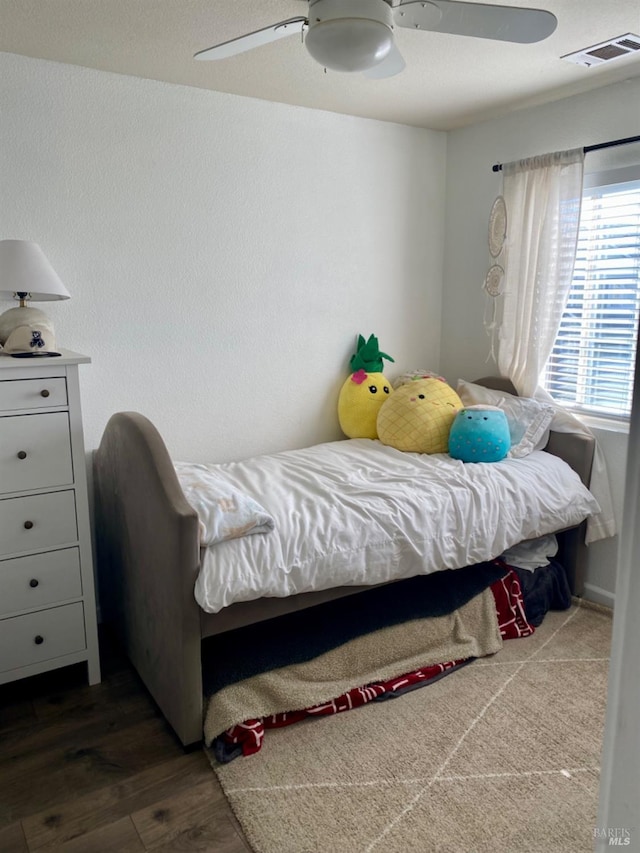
left=93, top=377, right=597, bottom=749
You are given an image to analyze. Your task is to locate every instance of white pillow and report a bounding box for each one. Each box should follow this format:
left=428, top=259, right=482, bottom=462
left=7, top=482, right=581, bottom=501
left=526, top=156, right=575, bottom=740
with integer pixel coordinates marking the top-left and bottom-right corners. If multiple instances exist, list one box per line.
left=501, top=534, right=559, bottom=572
left=174, top=462, right=275, bottom=547
left=456, top=379, right=554, bottom=458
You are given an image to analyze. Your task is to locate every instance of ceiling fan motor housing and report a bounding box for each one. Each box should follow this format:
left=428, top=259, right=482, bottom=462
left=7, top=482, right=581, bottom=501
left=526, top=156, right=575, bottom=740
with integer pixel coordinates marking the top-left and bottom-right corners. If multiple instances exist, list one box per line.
left=305, top=0, right=394, bottom=72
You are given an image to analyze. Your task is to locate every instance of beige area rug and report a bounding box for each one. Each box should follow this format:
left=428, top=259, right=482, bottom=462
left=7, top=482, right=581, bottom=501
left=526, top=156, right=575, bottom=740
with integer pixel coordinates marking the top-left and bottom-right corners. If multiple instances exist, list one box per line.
left=209, top=601, right=611, bottom=853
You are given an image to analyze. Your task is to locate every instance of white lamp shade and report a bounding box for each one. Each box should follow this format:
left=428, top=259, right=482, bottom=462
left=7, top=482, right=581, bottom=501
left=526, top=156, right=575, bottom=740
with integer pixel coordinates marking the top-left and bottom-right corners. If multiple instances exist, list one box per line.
left=0, top=240, right=70, bottom=301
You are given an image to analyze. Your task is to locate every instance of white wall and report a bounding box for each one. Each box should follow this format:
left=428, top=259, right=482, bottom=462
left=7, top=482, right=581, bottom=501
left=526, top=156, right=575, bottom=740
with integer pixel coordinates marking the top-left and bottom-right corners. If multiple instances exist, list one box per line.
left=1, top=51, right=630, bottom=600
left=441, top=78, right=640, bottom=601
left=0, top=52, right=446, bottom=463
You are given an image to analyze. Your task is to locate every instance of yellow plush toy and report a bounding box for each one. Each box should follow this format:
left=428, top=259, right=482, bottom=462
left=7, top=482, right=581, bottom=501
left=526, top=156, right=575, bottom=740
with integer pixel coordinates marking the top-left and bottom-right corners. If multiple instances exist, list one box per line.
left=338, top=334, right=394, bottom=439
left=377, top=377, right=463, bottom=454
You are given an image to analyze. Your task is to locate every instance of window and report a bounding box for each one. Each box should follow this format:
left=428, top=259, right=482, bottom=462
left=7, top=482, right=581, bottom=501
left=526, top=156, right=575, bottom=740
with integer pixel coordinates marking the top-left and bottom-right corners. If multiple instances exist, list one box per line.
left=544, top=172, right=640, bottom=419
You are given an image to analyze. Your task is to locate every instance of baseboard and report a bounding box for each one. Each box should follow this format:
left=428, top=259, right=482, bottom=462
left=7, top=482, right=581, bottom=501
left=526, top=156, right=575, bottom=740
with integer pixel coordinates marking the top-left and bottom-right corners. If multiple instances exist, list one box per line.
left=581, top=582, right=616, bottom=610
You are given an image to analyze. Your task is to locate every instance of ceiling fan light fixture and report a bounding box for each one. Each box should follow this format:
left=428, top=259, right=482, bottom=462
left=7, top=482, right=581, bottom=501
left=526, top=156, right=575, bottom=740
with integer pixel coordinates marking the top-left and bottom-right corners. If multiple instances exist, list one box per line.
left=305, top=0, right=394, bottom=73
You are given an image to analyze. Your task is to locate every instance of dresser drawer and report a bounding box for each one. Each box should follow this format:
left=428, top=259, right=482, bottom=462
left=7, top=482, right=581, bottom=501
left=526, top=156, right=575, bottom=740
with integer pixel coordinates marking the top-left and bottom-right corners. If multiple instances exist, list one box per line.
left=0, top=412, right=73, bottom=495
left=0, top=602, right=86, bottom=673
left=0, top=491, right=77, bottom=558
left=0, top=548, right=82, bottom=614
left=0, top=377, right=67, bottom=411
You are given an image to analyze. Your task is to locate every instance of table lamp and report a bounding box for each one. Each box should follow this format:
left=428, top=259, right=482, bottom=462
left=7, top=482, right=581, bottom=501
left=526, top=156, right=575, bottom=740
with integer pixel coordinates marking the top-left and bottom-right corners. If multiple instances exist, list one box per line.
left=0, top=240, right=70, bottom=346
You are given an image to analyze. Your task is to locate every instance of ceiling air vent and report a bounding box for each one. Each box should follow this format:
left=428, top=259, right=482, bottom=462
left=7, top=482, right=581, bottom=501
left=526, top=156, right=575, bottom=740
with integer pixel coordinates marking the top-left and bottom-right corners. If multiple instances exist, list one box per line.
left=562, top=33, right=640, bottom=67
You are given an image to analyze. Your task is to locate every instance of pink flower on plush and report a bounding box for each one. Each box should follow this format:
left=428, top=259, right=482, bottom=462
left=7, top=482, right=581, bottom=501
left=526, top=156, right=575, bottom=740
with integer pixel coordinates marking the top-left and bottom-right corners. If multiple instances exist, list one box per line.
left=351, top=369, right=367, bottom=385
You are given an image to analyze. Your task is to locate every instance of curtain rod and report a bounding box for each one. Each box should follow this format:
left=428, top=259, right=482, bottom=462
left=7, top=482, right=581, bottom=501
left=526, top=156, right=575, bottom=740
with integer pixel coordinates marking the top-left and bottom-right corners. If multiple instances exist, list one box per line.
left=491, top=134, right=640, bottom=173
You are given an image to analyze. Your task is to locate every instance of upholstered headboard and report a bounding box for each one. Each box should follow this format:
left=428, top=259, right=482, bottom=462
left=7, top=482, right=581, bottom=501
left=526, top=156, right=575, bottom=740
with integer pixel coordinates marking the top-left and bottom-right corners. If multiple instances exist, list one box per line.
left=475, top=376, right=594, bottom=594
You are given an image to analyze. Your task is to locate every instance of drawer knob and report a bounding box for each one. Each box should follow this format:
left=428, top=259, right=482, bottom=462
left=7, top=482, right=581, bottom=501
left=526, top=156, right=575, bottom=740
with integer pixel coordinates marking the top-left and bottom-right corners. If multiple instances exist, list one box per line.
left=17, top=450, right=27, bottom=460
left=40, top=389, right=50, bottom=398
left=24, top=520, right=34, bottom=530
left=29, top=578, right=39, bottom=588
left=34, top=635, right=44, bottom=645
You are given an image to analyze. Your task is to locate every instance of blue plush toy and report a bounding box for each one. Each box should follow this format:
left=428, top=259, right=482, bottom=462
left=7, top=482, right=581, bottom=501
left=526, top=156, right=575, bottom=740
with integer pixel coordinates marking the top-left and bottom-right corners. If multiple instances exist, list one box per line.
left=448, top=405, right=511, bottom=463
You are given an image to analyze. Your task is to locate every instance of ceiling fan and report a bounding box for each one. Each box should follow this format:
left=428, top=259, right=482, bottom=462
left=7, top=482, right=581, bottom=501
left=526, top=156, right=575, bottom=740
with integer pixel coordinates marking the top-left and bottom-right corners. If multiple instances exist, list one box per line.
left=194, top=0, right=557, bottom=78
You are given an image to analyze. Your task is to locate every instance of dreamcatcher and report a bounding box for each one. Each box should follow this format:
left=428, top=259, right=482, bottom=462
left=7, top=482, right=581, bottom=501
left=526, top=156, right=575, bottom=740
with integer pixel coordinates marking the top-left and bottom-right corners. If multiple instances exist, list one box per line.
left=483, top=195, right=507, bottom=361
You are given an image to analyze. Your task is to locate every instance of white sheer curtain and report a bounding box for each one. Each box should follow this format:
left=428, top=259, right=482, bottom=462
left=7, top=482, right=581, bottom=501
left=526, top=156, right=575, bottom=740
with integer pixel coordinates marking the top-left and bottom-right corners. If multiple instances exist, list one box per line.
left=498, top=148, right=616, bottom=543
left=498, top=149, right=584, bottom=394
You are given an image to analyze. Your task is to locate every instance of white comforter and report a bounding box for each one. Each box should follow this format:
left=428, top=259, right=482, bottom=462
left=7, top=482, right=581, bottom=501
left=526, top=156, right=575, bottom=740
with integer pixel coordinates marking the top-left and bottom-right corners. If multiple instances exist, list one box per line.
left=189, top=439, right=600, bottom=614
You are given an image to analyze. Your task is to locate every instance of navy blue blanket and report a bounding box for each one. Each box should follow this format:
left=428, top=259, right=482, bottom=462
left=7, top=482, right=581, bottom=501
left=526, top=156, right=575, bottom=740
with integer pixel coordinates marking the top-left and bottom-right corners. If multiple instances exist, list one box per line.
left=511, top=558, right=572, bottom=627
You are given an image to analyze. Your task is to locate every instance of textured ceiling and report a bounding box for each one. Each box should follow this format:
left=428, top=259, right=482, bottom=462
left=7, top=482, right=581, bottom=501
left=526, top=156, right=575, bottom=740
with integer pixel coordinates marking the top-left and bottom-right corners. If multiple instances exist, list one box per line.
left=1, top=0, right=640, bottom=130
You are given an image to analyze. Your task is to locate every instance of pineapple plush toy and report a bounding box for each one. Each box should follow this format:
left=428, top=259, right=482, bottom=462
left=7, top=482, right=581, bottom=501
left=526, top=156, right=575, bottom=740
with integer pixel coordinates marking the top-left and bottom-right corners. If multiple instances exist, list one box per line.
left=338, top=334, right=394, bottom=439
left=377, top=377, right=463, bottom=454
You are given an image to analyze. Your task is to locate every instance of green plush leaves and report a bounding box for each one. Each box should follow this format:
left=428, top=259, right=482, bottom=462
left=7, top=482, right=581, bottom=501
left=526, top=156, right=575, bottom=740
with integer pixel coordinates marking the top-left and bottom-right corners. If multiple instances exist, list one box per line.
left=349, top=334, right=395, bottom=373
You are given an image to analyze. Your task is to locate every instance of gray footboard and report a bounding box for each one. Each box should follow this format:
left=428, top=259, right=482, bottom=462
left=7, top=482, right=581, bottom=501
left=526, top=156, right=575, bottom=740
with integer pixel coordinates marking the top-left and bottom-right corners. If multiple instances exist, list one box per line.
left=94, top=412, right=203, bottom=746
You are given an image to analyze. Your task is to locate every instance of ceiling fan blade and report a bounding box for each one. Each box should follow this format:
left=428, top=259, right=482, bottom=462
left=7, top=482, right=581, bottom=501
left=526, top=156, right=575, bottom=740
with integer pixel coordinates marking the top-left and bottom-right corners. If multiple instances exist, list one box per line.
left=194, top=17, right=307, bottom=60
left=363, top=43, right=406, bottom=78
left=394, top=0, right=557, bottom=44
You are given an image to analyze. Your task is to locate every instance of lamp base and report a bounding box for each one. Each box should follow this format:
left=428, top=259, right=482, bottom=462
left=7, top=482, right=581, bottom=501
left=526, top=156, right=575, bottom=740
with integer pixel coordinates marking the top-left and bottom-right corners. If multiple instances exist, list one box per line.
left=8, top=351, right=62, bottom=359
left=0, top=305, right=54, bottom=345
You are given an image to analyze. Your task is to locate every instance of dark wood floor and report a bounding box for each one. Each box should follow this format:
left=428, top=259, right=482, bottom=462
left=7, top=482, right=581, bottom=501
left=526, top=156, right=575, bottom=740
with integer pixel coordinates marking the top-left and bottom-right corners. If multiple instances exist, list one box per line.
left=0, top=628, right=252, bottom=853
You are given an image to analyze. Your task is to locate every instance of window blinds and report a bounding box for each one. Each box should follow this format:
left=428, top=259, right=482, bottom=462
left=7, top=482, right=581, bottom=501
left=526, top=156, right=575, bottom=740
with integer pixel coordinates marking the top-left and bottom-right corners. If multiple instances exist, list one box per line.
left=544, top=180, right=640, bottom=418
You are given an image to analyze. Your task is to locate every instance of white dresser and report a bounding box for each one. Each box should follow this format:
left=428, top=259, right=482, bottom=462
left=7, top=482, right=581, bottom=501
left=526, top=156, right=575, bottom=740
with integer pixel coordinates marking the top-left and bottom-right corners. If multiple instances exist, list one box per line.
left=0, top=349, right=100, bottom=685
